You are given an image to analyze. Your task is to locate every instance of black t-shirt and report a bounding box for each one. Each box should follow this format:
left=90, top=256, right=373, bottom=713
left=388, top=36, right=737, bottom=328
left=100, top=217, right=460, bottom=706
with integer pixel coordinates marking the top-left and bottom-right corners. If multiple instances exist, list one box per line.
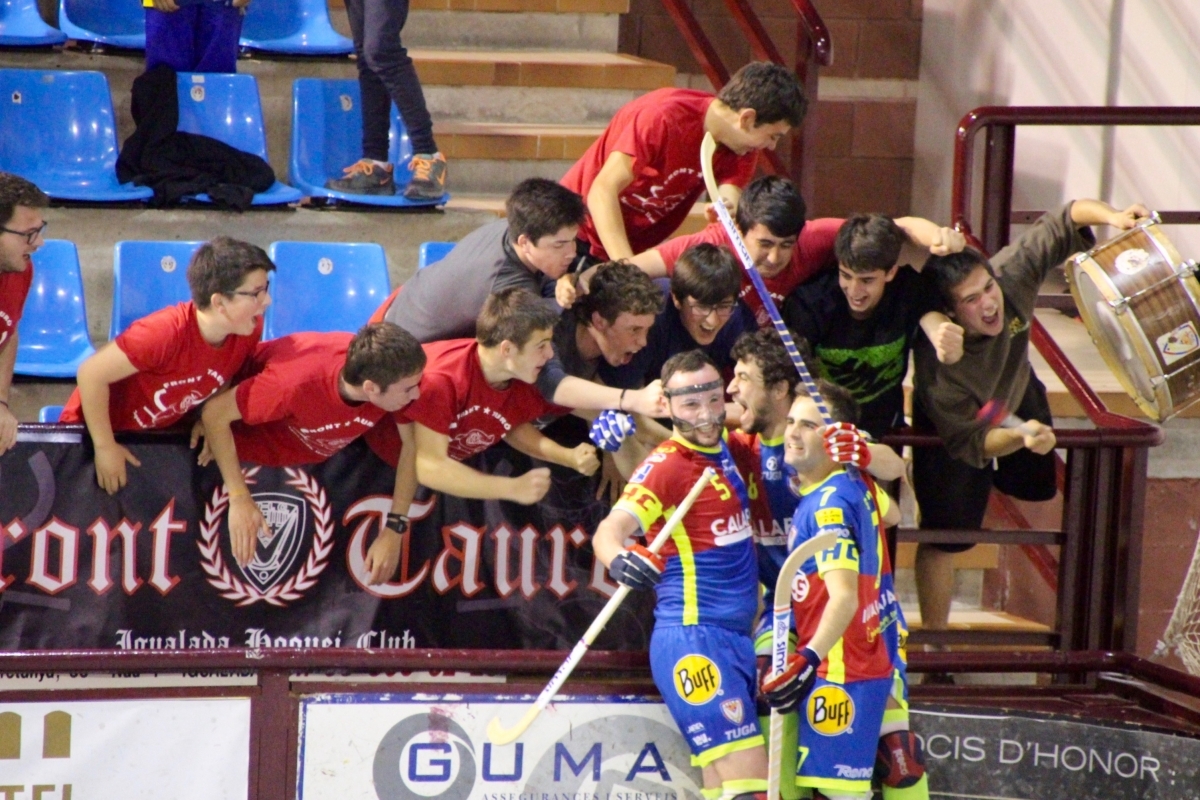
left=783, top=266, right=936, bottom=438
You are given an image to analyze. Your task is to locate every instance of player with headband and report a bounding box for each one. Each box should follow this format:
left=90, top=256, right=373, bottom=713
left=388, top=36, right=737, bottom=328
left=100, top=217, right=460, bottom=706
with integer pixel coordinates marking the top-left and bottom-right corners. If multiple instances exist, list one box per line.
left=593, top=349, right=766, bottom=800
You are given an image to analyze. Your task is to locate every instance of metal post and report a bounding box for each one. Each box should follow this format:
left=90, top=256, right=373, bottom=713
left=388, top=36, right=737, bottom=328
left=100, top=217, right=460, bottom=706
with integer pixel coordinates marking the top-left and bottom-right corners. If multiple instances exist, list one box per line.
left=981, top=123, right=1016, bottom=253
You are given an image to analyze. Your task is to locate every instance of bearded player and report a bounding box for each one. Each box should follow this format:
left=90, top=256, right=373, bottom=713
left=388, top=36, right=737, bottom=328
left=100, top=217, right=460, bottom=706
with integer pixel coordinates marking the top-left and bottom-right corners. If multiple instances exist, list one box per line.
left=593, top=349, right=766, bottom=800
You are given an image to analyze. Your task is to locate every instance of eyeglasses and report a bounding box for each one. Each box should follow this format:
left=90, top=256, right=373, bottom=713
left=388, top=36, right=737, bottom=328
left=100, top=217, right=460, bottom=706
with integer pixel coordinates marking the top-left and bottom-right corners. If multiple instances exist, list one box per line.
left=1, top=221, right=47, bottom=245
left=686, top=299, right=737, bottom=318
left=231, top=286, right=270, bottom=303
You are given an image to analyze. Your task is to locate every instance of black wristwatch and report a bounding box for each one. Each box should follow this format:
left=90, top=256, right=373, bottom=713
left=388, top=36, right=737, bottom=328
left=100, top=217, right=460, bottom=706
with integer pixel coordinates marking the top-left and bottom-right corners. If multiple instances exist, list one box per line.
left=385, top=513, right=409, bottom=534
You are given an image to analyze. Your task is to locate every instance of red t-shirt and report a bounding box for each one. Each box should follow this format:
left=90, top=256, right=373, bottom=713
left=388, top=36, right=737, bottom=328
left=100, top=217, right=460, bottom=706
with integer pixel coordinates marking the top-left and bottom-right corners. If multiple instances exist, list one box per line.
left=230, top=333, right=388, bottom=466
left=656, top=218, right=842, bottom=327
left=560, top=88, right=758, bottom=260
left=60, top=302, right=260, bottom=431
left=0, top=264, right=33, bottom=353
left=366, top=338, right=556, bottom=466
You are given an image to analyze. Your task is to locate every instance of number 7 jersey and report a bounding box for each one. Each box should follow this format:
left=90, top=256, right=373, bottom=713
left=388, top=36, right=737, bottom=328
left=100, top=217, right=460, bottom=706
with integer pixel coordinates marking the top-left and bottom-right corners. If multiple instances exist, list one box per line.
left=614, top=434, right=759, bottom=634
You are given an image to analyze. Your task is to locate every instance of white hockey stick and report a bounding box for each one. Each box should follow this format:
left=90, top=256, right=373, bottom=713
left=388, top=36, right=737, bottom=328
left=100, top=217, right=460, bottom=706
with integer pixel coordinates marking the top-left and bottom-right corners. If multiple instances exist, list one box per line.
left=485, top=466, right=716, bottom=745
left=766, top=530, right=840, bottom=800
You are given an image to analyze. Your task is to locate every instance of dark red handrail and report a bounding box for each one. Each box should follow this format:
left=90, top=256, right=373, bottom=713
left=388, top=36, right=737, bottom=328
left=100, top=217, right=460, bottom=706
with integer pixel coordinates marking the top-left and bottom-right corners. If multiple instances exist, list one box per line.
left=653, top=0, right=832, bottom=196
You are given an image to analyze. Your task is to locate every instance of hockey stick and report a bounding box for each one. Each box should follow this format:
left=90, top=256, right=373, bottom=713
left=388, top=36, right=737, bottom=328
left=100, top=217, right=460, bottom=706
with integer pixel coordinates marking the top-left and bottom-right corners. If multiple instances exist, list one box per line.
left=766, top=530, right=840, bottom=800
left=699, top=132, right=833, bottom=427
left=485, top=466, right=716, bottom=745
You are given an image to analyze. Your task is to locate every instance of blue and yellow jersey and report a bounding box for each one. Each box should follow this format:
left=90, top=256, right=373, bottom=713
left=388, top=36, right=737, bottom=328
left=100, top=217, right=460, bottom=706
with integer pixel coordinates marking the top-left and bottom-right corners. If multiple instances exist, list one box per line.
left=788, top=469, right=905, bottom=683
left=729, top=430, right=797, bottom=592
left=614, top=434, right=759, bottom=633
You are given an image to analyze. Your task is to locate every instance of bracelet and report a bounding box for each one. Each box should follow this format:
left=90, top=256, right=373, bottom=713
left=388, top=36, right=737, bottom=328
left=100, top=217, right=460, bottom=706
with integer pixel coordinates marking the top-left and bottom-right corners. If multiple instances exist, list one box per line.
left=385, top=512, right=409, bottom=534
left=228, top=487, right=251, bottom=499
left=618, top=389, right=627, bottom=412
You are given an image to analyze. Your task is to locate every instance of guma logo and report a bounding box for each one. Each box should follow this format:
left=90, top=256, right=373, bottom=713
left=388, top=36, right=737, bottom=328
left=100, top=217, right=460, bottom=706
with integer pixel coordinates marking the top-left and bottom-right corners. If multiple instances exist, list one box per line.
left=673, top=654, right=721, bottom=706
left=0, top=709, right=74, bottom=798
left=807, top=685, right=855, bottom=737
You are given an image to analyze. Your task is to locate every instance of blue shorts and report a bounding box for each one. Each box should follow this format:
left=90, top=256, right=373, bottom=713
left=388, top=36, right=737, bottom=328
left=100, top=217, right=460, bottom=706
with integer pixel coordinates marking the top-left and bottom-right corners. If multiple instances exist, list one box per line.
left=796, top=673, right=893, bottom=796
left=650, top=624, right=764, bottom=767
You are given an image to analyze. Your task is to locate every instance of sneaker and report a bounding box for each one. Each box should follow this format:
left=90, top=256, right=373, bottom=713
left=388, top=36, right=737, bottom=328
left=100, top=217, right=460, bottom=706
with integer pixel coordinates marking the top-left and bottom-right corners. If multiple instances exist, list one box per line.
left=325, top=159, right=395, bottom=195
left=403, top=152, right=447, bottom=202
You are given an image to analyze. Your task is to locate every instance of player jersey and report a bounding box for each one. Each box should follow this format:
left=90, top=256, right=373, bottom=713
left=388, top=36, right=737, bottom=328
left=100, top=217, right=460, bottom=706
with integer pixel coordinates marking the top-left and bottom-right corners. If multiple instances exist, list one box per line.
left=60, top=302, right=261, bottom=431
left=231, top=333, right=388, bottom=466
left=655, top=218, right=842, bottom=328
left=789, top=468, right=903, bottom=683
left=0, top=262, right=33, bottom=353
left=560, top=88, right=757, bottom=260
left=728, top=430, right=796, bottom=592
left=614, top=434, right=758, bottom=633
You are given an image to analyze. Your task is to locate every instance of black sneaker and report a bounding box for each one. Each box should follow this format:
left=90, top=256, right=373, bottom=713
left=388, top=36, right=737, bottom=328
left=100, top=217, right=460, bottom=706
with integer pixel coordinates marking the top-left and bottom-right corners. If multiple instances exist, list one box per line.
left=403, top=152, right=447, bottom=201
left=325, top=159, right=395, bottom=195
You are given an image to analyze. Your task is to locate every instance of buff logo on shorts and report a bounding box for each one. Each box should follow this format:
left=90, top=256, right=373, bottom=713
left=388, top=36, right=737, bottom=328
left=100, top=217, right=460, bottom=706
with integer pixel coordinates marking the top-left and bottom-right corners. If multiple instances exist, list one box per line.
left=815, top=508, right=844, bottom=527
left=720, top=698, right=744, bottom=725
left=673, top=654, right=721, bottom=705
left=807, top=685, right=855, bottom=736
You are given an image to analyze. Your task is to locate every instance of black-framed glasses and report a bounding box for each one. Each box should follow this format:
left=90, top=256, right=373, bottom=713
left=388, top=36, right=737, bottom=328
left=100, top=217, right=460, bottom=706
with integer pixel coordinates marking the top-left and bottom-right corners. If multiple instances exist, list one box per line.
left=0, top=221, right=47, bottom=245
left=231, top=286, right=270, bottom=303
left=686, top=298, right=737, bottom=318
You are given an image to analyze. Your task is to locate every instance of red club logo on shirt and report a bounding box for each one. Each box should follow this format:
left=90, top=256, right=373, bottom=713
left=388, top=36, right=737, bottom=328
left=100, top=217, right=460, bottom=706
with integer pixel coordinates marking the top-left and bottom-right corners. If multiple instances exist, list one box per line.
left=791, top=571, right=810, bottom=603
left=623, top=167, right=698, bottom=225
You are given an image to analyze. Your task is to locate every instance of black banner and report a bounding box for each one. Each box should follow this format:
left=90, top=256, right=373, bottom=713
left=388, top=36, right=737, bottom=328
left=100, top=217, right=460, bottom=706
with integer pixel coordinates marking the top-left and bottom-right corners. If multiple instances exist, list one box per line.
left=0, top=424, right=656, bottom=651
left=911, top=705, right=1200, bottom=800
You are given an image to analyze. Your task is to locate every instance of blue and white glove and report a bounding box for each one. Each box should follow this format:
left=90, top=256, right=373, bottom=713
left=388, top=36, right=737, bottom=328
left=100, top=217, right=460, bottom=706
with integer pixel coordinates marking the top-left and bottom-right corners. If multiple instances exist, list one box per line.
left=589, top=409, right=636, bottom=452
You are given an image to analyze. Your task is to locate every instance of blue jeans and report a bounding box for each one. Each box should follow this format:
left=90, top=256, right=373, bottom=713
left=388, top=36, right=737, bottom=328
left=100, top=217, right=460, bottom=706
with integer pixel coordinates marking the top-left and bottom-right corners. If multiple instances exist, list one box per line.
left=145, top=5, right=243, bottom=74
left=344, top=0, right=437, bottom=158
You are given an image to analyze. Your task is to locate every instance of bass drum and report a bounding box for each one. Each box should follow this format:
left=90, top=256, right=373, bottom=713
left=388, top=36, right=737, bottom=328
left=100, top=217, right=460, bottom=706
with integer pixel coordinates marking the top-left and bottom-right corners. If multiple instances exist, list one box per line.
left=1067, top=217, right=1200, bottom=421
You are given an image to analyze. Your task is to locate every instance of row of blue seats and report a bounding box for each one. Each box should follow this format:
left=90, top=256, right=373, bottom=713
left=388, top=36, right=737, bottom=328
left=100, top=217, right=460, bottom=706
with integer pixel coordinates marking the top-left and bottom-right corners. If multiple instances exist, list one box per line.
left=0, top=69, right=446, bottom=208
left=17, top=239, right=454, bottom=379
left=0, top=0, right=352, bottom=55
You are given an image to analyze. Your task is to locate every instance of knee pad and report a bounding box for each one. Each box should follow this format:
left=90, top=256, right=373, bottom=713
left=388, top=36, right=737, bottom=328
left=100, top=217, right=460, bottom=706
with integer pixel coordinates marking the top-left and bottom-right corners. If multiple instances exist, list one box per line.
left=875, top=730, right=926, bottom=788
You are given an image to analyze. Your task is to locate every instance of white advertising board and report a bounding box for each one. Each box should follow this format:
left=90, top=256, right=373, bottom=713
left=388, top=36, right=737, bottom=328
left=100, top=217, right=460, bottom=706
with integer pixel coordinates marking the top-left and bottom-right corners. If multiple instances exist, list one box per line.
left=0, top=698, right=251, bottom=799
left=298, top=694, right=704, bottom=800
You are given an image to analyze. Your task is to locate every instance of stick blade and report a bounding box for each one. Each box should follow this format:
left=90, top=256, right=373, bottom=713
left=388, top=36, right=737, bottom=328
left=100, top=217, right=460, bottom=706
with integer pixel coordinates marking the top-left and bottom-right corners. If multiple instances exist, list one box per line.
left=485, top=708, right=535, bottom=746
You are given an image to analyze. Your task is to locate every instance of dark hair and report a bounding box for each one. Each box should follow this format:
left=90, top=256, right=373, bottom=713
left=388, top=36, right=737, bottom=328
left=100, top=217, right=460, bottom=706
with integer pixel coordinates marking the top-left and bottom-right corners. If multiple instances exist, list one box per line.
left=506, top=178, right=587, bottom=243
left=575, top=261, right=663, bottom=326
left=343, top=322, right=427, bottom=389
left=187, top=237, right=276, bottom=310
left=671, top=243, right=741, bottom=306
left=923, top=248, right=994, bottom=311
left=0, top=172, right=49, bottom=228
left=717, top=62, right=807, bottom=127
left=815, top=379, right=859, bottom=426
left=835, top=214, right=906, bottom=273
left=476, top=287, right=559, bottom=348
left=730, top=328, right=805, bottom=398
left=735, top=175, right=805, bottom=238
left=661, top=349, right=718, bottom=387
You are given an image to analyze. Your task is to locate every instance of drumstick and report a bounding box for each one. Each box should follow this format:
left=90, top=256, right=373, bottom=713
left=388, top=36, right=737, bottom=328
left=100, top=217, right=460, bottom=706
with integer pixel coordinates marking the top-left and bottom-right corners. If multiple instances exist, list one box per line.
left=976, top=399, right=1038, bottom=436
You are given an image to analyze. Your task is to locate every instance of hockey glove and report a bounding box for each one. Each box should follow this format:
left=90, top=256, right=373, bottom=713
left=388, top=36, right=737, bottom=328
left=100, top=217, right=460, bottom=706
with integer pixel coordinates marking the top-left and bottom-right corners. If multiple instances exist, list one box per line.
left=590, top=409, right=636, bottom=452
left=823, top=422, right=871, bottom=469
left=759, top=646, right=821, bottom=714
left=608, top=543, right=665, bottom=591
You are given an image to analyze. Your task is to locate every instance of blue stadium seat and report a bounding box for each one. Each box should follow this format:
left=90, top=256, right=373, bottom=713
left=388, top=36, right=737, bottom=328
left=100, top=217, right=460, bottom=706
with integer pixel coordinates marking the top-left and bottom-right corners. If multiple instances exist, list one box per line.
left=418, top=241, right=455, bottom=269
left=289, top=78, right=449, bottom=207
left=0, top=69, right=153, bottom=202
left=263, top=241, right=391, bottom=339
left=57, top=0, right=145, bottom=49
left=110, top=241, right=202, bottom=339
left=0, top=0, right=68, bottom=46
left=38, top=405, right=63, bottom=423
left=240, top=0, right=352, bottom=55
left=15, top=240, right=96, bottom=378
left=175, top=73, right=303, bottom=206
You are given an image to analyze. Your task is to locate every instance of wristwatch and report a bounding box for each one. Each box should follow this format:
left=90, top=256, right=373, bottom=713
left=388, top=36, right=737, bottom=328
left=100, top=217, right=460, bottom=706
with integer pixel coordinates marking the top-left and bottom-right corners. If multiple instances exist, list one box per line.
left=385, top=513, right=409, bottom=534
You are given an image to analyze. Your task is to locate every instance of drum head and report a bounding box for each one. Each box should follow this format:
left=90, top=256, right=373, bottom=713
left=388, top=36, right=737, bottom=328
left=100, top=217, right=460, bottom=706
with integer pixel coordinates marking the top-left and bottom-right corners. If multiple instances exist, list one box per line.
left=1072, top=264, right=1163, bottom=418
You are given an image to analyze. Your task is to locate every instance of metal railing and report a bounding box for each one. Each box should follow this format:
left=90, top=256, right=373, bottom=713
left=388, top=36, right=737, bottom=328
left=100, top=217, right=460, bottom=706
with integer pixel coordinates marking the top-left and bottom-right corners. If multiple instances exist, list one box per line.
left=654, top=0, right=832, bottom=199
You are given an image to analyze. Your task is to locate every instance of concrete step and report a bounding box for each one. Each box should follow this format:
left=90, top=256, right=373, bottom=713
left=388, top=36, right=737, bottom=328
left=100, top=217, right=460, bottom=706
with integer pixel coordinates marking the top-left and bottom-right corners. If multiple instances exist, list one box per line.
left=411, top=49, right=674, bottom=91
left=434, top=122, right=593, bottom=194
left=424, top=85, right=646, bottom=125
left=400, top=12, right=620, bottom=52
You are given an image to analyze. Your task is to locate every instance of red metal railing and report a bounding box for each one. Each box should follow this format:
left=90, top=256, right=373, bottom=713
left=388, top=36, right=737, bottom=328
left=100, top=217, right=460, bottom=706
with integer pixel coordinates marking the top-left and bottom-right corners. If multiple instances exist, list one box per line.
left=655, top=0, right=833, bottom=200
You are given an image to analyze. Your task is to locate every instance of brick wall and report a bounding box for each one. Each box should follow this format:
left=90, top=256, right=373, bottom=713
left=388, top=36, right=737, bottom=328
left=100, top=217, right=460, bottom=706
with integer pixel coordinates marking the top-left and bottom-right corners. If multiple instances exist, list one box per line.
left=619, top=0, right=922, bottom=217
